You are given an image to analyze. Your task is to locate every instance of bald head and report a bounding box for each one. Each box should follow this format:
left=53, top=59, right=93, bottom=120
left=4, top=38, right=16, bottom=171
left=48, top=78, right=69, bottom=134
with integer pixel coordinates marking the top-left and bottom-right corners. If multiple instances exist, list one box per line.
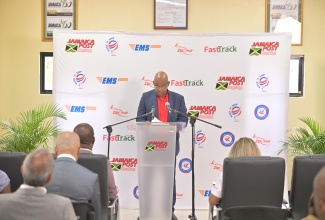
left=153, top=71, right=169, bottom=98
left=154, top=71, right=168, bottom=82
left=22, top=148, right=54, bottom=187
left=313, top=166, right=325, bottom=219
left=55, top=131, right=80, bottom=159
left=73, top=123, right=95, bottom=150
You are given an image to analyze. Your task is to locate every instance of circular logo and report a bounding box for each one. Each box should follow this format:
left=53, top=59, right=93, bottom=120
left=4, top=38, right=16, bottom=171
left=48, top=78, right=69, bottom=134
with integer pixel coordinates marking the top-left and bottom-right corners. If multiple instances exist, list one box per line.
left=179, top=158, right=192, bottom=173
left=220, top=132, right=235, bottom=147
left=195, top=130, right=206, bottom=147
left=73, top=71, right=86, bottom=88
left=133, top=185, right=139, bottom=199
left=254, top=105, right=269, bottom=120
left=256, top=74, right=269, bottom=92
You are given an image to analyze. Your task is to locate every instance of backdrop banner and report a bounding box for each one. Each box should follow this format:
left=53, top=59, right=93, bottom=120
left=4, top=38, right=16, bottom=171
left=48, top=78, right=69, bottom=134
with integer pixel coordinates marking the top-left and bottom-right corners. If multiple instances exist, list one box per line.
left=53, top=30, right=291, bottom=209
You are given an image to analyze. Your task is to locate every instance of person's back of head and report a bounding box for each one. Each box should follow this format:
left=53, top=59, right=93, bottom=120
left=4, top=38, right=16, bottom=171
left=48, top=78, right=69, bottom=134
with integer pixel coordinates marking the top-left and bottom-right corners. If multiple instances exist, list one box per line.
left=228, top=137, right=261, bottom=158
left=55, top=131, right=80, bottom=160
left=22, top=149, right=54, bottom=187
left=312, top=166, right=325, bottom=220
left=73, top=123, right=95, bottom=151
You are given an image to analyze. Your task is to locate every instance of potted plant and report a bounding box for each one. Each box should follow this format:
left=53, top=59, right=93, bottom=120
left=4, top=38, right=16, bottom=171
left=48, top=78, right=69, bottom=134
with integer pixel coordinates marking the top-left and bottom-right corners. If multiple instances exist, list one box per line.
left=279, top=117, right=325, bottom=156
left=0, top=103, right=67, bottom=154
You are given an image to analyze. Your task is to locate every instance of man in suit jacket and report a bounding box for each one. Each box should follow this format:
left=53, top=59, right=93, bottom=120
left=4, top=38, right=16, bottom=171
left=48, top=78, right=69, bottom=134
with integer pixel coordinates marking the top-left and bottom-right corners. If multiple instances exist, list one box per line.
left=0, top=148, right=77, bottom=220
left=46, top=131, right=101, bottom=220
left=136, top=71, right=188, bottom=220
left=73, top=122, right=118, bottom=201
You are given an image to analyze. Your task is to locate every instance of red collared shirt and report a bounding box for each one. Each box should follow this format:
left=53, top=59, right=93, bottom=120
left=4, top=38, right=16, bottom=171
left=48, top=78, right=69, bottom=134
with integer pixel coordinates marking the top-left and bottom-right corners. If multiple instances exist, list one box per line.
left=157, top=92, right=169, bottom=122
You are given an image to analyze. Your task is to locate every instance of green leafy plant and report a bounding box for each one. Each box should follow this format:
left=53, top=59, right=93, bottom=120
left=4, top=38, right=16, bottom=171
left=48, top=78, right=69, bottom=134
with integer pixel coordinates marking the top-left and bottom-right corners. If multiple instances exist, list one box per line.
left=0, top=103, right=67, bottom=154
left=279, top=117, right=325, bottom=156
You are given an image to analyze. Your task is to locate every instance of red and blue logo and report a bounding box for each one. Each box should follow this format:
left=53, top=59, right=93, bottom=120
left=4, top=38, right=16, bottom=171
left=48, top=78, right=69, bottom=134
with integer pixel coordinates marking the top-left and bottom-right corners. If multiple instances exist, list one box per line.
left=179, top=158, right=192, bottom=173
left=133, top=186, right=139, bottom=199
left=256, top=74, right=269, bottom=92
left=229, top=103, right=242, bottom=122
left=73, top=71, right=86, bottom=89
left=195, top=130, right=206, bottom=147
left=220, top=132, right=235, bottom=147
left=106, top=37, right=118, bottom=56
left=254, top=105, right=269, bottom=120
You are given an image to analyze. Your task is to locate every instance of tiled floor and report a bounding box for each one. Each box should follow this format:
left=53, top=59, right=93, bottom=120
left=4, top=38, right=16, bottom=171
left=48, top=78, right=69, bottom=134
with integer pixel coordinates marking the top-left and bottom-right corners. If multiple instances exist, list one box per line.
left=119, top=209, right=209, bottom=220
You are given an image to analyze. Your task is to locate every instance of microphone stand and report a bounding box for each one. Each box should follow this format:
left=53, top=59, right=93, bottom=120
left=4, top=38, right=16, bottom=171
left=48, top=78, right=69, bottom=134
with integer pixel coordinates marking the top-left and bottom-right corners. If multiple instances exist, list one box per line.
left=103, top=111, right=152, bottom=159
left=169, top=109, right=222, bottom=220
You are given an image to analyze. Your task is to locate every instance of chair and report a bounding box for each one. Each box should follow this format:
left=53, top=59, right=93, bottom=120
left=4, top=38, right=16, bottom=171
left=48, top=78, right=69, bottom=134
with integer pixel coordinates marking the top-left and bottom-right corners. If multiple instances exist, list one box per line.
left=77, top=154, right=119, bottom=220
left=210, top=156, right=286, bottom=220
left=290, top=155, right=325, bottom=220
left=72, top=201, right=95, bottom=220
left=0, top=152, right=26, bottom=192
left=223, top=206, right=293, bottom=220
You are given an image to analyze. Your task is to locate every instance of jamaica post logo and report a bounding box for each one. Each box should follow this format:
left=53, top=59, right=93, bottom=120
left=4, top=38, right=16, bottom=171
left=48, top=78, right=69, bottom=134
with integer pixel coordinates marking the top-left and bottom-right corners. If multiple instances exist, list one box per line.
left=65, top=38, right=95, bottom=53
left=249, top=42, right=279, bottom=56
left=229, top=103, right=242, bottom=122
left=195, top=130, right=206, bottom=148
left=179, top=158, right=192, bottom=173
left=133, top=186, right=139, bottom=199
left=256, top=74, right=269, bottom=92
left=188, top=106, right=216, bottom=119
left=73, top=71, right=86, bottom=89
left=96, top=77, right=128, bottom=85
left=215, top=76, right=245, bottom=90
left=145, top=141, right=168, bottom=152
left=106, top=37, right=118, bottom=56
left=64, top=105, right=96, bottom=113
left=111, top=158, right=137, bottom=172
left=254, top=105, right=269, bottom=120
left=220, top=132, right=235, bottom=147
left=129, top=43, right=161, bottom=51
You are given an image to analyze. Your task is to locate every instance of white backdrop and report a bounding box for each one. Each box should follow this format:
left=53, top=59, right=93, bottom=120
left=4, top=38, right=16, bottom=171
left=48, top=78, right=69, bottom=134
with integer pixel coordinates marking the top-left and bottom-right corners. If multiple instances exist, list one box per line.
left=53, top=30, right=291, bottom=209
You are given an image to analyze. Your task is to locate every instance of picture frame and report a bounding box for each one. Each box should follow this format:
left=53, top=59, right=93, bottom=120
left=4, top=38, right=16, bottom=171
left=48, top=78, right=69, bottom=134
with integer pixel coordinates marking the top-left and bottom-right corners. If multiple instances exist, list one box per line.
left=289, top=55, right=304, bottom=97
left=41, top=0, right=78, bottom=42
left=40, top=52, right=53, bottom=94
left=265, top=0, right=303, bottom=46
left=154, top=0, right=188, bottom=30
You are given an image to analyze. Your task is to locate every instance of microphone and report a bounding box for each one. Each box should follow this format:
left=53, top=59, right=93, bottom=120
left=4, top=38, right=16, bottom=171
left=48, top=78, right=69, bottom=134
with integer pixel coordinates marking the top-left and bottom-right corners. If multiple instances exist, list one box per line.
left=165, top=102, right=172, bottom=113
left=151, top=105, right=155, bottom=120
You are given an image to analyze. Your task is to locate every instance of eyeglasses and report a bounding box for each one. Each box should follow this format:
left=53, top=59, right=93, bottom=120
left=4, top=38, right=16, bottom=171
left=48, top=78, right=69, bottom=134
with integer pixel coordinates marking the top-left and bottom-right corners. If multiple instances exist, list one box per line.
left=153, top=84, right=168, bottom=89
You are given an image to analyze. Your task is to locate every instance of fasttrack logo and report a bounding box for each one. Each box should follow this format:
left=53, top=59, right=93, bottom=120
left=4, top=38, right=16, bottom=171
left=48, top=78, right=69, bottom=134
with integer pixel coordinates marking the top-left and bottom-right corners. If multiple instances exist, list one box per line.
left=109, top=105, right=128, bottom=117
left=145, top=141, right=168, bottom=152
left=111, top=158, right=137, bottom=171
left=65, top=39, right=95, bottom=53
left=249, top=42, right=279, bottom=56
left=129, top=44, right=161, bottom=51
left=175, top=43, right=193, bottom=55
left=103, top=134, right=135, bottom=142
left=141, top=76, right=154, bottom=88
left=96, top=77, right=128, bottom=84
left=170, top=79, right=203, bottom=86
left=253, top=134, right=271, bottom=146
left=215, top=76, right=245, bottom=90
left=65, top=105, right=96, bottom=113
left=210, top=160, right=223, bottom=171
left=188, top=106, right=216, bottom=119
left=106, top=37, right=118, bottom=56
left=204, top=45, right=237, bottom=53
left=198, top=190, right=211, bottom=197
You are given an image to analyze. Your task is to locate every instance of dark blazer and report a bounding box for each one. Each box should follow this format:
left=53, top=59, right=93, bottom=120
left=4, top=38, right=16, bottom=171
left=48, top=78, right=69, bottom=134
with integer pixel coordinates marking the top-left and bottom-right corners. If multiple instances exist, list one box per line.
left=0, top=187, right=76, bottom=220
left=46, top=157, right=101, bottom=220
left=136, top=89, right=188, bottom=155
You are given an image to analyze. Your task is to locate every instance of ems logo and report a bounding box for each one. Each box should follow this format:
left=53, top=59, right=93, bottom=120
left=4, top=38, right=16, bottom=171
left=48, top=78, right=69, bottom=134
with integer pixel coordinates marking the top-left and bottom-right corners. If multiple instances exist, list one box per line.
left=254, top=105, right=269, bottom=120
left=179, top=158, right=192, bottom=173
left=133, top=186, right=139, bottom=199
left=220, top=132, right=235, bottom=147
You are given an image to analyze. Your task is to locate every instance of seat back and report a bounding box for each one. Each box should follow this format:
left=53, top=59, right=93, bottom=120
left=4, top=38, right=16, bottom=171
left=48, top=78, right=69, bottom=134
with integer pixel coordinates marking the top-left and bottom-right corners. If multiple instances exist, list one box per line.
left=290, top=155, right=325, bottom=220
left=220, top=156, right=285, bottom=217
left=223, top=206, right=293, bottom=220
left=77, top=154, right=108, bottom=220
left=72, top=201, right=95, bottom=220
left=0, top=152, right=26, bottom=192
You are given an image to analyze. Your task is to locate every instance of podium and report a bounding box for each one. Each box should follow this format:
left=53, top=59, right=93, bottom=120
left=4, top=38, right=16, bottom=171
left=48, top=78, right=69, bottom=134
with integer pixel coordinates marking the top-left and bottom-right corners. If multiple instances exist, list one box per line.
left=136, top=122, right=186, bottom=220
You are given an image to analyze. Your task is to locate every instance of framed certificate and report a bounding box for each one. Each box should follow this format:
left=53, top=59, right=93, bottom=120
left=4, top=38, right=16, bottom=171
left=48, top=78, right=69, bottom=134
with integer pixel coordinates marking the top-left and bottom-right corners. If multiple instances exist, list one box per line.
left=265, top=0, right=303, bottom=45
left=154, top=0, right=188, bottom=29
left=41, top=0, right=78, bottom=41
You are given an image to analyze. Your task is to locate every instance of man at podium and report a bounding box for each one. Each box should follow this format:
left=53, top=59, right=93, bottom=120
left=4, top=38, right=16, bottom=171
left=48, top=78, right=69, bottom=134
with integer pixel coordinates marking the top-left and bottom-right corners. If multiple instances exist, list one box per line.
left=136, top=71, right=188, bottom=220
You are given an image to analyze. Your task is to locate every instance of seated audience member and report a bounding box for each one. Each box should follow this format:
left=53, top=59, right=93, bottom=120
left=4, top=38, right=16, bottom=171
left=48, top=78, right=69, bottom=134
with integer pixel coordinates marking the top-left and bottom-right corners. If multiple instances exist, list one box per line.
left=73, top=122, right=118, bottom=201
left=209, top=137, right=261, bottom=206
left=46, top=131, right=101, bottom=220
left=303, top=166, right=325, bottom=220
left=0, top=169, right=11, bottom=193
left=0, top=149, right=76, bottom=220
